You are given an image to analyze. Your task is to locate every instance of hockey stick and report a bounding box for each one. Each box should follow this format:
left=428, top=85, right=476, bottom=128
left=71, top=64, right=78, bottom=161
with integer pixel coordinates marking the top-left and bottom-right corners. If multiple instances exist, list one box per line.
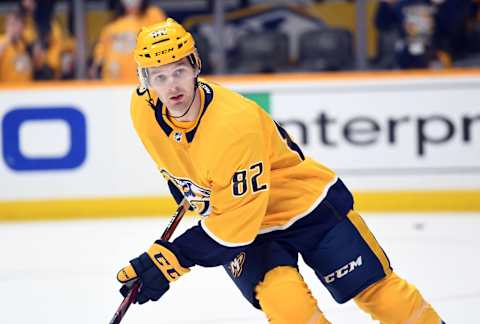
left=109, top=198, right=191, bottom=324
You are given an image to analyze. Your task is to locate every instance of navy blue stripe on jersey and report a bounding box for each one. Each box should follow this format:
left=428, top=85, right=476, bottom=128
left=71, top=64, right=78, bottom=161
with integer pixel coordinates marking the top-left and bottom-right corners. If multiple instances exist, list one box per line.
left=274, top=121, right=305, bottom=160
left=186, top=82, right=214, bottom=143
left=154, top=99, right=173, bottom=136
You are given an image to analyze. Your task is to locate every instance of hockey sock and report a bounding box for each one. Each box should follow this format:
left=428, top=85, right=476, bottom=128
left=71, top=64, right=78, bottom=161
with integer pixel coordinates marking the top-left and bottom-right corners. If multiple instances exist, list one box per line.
left=255, top=266, right=330, bottom=324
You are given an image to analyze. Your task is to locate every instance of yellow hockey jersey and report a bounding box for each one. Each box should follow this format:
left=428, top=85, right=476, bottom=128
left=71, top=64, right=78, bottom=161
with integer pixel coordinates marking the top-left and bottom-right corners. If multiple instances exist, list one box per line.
left=94, top=6, right=166, bottom=81
left=131, top=79, right=340, bottom=248
left=0, top=36, right=32, bottom=82
left=22, top=16, right=64, bottom=77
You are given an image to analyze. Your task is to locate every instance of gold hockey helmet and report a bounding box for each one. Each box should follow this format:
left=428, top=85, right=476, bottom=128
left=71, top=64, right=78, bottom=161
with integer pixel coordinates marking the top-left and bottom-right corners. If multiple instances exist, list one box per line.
left=135, top=18, right=201, bottom=87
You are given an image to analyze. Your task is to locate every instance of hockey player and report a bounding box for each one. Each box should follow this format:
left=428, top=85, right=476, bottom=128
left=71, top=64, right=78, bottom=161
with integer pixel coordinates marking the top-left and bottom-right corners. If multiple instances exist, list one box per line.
left=117, top=18, right=444, bottom=323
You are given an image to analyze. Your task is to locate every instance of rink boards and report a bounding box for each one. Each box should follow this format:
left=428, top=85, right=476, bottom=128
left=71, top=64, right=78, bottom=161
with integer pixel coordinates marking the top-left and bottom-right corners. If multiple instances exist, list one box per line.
left=1, top=70, right=480, bottom=220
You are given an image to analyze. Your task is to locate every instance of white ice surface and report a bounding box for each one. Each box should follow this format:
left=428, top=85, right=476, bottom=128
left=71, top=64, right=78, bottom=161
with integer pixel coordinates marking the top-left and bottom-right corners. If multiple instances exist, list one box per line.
left=1, top=213, right=478, bottom=324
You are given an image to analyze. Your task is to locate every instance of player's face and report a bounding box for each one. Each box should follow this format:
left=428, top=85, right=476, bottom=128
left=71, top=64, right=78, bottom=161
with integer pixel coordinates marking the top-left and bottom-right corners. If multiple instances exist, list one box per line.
left=148, top=58, right=197, bottom=115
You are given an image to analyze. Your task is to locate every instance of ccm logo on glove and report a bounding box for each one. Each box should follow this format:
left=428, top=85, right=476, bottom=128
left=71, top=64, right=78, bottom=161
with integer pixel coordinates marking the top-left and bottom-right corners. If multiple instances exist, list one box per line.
left=147, top=244, right=189, bottom=282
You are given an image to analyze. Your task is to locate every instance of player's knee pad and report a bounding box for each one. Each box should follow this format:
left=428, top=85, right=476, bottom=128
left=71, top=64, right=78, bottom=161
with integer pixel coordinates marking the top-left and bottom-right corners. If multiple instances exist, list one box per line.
left=354, top=272, right=442, bottom=324
left=255, top=266, right=330, bottom=324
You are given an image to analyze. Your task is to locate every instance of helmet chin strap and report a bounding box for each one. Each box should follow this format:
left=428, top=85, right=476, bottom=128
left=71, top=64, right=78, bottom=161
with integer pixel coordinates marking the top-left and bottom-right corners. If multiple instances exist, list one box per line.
left=165, top=87, right=198, bottom=119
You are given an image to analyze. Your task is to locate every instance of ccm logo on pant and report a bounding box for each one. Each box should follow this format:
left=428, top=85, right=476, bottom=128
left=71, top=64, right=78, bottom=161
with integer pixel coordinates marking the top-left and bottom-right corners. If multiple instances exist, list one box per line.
left=324, top=256, right=363, bottom=283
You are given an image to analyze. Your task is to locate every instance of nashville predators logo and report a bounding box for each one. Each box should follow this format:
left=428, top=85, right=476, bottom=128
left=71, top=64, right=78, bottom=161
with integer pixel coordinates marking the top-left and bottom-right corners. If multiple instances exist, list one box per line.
left=229, top=252, right=246, bottom=278
left=160, top=169, right=211, bottom=216
left=151, top=29, right=167, bottom=38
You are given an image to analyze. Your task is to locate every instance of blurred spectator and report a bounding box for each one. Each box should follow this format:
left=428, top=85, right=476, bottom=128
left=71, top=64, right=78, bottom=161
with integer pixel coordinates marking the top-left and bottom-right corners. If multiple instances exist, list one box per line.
left=433, top=0, right=473, bottom=63
left=0, top=10, right=33, bottom=82
left=59, top=0, right=79, bottom=80
left=91, top=0, right=166, bottom=81
left=375, top=0, right=437, bottom=69
left=20, top=0, right=65, bottom=80
left=373, top=0, right=477, bottom=69
left=465, top=0, right=480, bottom=54
left=372, top=0, right=400, bottom=69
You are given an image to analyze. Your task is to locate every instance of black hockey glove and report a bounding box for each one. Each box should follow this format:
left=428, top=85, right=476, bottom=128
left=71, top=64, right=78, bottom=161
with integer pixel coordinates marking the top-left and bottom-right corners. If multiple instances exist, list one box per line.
left=117, top=241, right=190, bottom=304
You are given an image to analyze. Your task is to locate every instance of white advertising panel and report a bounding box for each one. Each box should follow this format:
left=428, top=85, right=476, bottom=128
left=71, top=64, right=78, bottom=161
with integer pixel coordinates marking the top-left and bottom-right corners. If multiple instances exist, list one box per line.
left=262, top=77, right=480, bottom=190
left=0, top=72, right=479, bottom=216
left=0, top=86, right=167, bottom=200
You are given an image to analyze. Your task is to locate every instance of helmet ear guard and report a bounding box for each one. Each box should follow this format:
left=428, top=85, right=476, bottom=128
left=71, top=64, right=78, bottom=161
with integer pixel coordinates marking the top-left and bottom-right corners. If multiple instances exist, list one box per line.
left=187, top=51, right=202, bottom=76
left=187, top=51, right=202, bottom=89
left=137, top=66, right=150, bottom=89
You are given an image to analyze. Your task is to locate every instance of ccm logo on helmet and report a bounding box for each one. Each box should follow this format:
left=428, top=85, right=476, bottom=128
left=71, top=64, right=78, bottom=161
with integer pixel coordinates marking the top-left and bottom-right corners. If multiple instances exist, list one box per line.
left=159, top=48, right=174, bottom=54
left=324, top=256, right=363, bottom=284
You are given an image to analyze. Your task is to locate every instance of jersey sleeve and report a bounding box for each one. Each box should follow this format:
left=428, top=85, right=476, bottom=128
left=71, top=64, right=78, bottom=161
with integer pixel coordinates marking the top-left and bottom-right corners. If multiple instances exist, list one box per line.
left=169, top=224, right=245, bottom=268
left=130, top=88, right=163, bottom=165
left=130, top=89, right=145, bottom=141
left=201, top=128, right=270, bottom=247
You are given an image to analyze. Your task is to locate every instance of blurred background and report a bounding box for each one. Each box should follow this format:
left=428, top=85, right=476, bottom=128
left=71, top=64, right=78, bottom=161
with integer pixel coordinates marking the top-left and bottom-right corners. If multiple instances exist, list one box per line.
left=1, top=1, right=480, bottom=323
left=0, top=0, right=480, bottom=81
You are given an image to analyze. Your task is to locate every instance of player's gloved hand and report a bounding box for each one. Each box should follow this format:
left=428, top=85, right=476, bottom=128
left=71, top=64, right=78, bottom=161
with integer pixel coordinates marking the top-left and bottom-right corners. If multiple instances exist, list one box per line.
left=117, top=241, right=190, bottom=304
